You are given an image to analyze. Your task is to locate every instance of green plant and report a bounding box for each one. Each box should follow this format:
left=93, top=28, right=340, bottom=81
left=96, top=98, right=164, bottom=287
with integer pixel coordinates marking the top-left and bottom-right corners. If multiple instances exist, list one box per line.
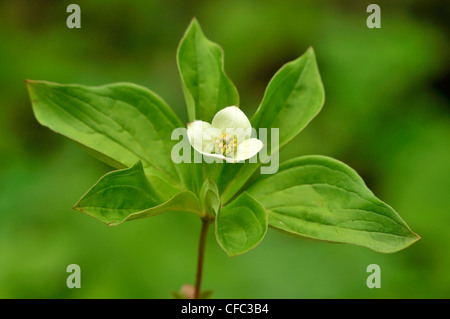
left=26, top=18, right=419, bottom=299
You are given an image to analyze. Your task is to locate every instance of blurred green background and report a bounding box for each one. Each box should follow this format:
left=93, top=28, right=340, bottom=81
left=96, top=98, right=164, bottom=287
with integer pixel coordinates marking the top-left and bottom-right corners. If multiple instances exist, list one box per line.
left=0, top=0, right=449, bottom=298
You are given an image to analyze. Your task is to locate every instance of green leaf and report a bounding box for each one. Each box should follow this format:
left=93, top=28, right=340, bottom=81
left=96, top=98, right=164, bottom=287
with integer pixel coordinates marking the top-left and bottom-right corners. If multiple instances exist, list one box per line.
left=177, top=18, right=239, bottom=123
left=169, top=291, right=186, bottom=299
left=247, top=155, right=420, bottom=253
left=251, top=47, right=325, bottom=151
left=216, top=192, right=268, bottom=256
left=215, top=47, right=325, bottom=204
left=73, top=162, right=202, bottom=226
left=26, top=80, right=189, bottom=191
left=199, top=290, right=214, bottom=299
left=199, top=179, right=220, bottom=217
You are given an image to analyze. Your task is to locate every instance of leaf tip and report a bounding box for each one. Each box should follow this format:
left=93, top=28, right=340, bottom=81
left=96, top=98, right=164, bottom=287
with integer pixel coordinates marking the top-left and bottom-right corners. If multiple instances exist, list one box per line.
left=25, top=79, right=41, bottom=87
left=221, top=247, right=237, bottom=258
left=409, top=229, right=421, bottom=243
left=188, top=16, right=201, bottom=30
left=305, top=46, right=316, bottom=57
left=25, top=79, right=36, bottom=94
left=225, top=249, right=247, bottom=258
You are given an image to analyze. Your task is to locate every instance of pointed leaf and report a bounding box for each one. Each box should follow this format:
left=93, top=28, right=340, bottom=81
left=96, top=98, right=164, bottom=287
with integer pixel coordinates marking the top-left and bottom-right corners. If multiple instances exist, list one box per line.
left=251, top=47, right=325, bottom=151
left=177, top=18, right=239, bottom=122
left=73, top=162, right=202, bottom=226
left=215, top=48, right=325, bottom=203
left=247, top=155, right=420, bottom=253
left=27, top=80, right=188, bottom=190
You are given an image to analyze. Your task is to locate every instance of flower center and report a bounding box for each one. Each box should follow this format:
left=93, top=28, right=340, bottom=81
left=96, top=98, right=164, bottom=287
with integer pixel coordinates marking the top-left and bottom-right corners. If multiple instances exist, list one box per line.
left=214, top=133, right=237, bottom=157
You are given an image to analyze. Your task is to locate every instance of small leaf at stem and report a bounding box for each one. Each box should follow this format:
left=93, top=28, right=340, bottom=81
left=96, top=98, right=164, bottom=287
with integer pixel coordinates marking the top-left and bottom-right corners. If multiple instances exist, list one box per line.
left=200, top=290, right=214, bottom=299
left=200, top=179, right=220, bottom=217
left=170, top=285, right=213, bottom=299
left=216, top=192, right=268, bottom=257
left=170, top=291, right=186, bottom=299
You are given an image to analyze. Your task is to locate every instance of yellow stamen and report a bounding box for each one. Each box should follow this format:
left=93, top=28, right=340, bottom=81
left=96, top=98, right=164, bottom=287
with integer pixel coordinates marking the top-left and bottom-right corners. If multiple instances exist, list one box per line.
left=214, top=133, right=237, bottom=157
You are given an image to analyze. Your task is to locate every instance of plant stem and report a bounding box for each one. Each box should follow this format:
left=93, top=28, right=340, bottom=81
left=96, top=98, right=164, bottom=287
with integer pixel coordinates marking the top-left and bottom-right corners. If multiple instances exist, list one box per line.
left=194, top=218, right=210, bottom=299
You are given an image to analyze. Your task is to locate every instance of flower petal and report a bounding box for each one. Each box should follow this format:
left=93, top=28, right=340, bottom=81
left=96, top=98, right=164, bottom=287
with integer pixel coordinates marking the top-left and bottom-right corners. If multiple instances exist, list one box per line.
left=234, top=138, right=264, bottom=162
left=211, top=106, right=251, bottom=137
left=187, top=121, right=221, bottom=154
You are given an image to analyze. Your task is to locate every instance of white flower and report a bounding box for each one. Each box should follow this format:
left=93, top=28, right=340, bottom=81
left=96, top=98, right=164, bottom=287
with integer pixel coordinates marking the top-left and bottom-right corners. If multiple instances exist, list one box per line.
left=187, top=106, right=263, bottom=163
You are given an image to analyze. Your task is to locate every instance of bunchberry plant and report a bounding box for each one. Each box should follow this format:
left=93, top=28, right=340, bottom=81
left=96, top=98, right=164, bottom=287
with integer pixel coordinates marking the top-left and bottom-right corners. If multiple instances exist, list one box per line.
left=26, top=18, right=419, bottom=299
